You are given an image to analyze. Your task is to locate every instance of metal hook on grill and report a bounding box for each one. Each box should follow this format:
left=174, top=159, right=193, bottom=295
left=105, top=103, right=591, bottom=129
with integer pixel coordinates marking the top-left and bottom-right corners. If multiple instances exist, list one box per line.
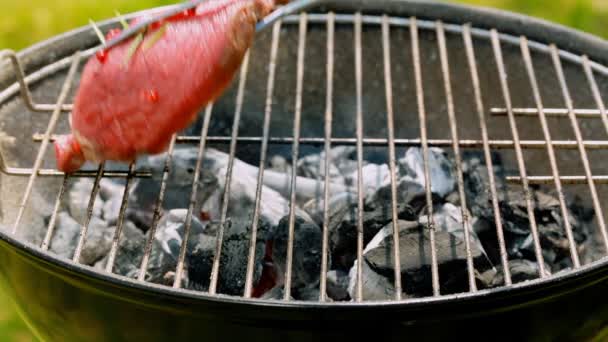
left=102, top=0, right=320, bottom=50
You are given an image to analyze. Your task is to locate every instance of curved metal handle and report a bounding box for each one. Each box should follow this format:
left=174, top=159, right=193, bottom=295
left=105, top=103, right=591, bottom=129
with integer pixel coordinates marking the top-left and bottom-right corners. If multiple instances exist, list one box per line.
left=256, top=0, right=323, bottom=31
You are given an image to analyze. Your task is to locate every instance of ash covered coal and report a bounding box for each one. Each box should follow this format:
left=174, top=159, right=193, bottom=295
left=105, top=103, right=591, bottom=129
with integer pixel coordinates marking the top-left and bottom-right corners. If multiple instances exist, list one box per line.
left=48, top=145, right=598, bottom=301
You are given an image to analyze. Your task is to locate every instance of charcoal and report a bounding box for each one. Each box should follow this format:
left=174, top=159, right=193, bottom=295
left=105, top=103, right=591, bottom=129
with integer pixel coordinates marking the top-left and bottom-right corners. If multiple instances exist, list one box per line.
left=296, top=147, right=360, bottom=184
left=327, top=181, right=418, bottom=270
left=348, top=260, right=398, bottom=301
left=50, top=212, right=112, bottom=265
left=272, top=216, right=323, bottom=293
left=295, top=286, right=321, bottom=301
left=130, top=148, right=220, bottom=228
left=103, top=194, right=123, bottom=226
left=461, top=153, right=507, bottom=226
left=479, top=259, right=552, bottom=287
left=346, top=163, right=391, bottom=192
left=499, top=189, right=593, bottom=271
left=261, top=286, right=292, bottom=300
left=418, top=203, right=490, bottom=265
left=364, top=220, right=488, bottom=296
left=144, top=209, right=207, bottom=285
left=187, top=218, right=272, bottom=295
left=326, top=270, right=350, bottom=301
left=93, top=221, right=145, bottom=278
left=49, top=212, right=81, bottom=260
left=268, top=155, right=292, bottom=174
left=398, top=147, right=455, bottom=198
left=68, top=178, right=103, bottom=224
left=99, top=179, right=126, bottom=201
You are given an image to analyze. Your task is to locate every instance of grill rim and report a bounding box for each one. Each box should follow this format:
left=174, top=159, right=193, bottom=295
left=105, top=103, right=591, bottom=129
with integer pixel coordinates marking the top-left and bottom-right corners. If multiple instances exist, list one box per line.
left=1, top=0, right=608, bottom=310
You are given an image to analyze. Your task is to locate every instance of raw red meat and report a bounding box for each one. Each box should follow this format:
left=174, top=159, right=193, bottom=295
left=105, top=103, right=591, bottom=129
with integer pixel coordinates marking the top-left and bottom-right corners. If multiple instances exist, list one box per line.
left=55, top=0, right=285, bottom=172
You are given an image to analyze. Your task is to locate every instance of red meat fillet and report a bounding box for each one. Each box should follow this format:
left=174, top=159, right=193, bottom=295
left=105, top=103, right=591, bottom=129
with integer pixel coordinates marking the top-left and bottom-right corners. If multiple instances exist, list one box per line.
left=55, top=0, right=285, bottom=172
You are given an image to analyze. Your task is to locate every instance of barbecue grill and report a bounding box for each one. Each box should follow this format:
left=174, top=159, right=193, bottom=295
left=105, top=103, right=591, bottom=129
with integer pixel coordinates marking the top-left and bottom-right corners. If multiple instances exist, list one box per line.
left=1, top=0, right=608, bottom=340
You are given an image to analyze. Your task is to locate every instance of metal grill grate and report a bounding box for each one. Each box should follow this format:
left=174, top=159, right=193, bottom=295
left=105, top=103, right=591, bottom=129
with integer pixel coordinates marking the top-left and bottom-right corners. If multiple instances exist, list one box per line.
left=1, top=12, right=608, bottom=303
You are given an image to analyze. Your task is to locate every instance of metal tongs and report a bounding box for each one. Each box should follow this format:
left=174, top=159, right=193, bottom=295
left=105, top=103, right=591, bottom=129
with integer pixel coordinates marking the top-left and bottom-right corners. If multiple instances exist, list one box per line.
left=102, top=0, right=319, bottom=50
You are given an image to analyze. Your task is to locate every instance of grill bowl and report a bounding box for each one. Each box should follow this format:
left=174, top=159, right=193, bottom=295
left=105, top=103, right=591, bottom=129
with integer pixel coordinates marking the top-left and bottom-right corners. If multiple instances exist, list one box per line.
left=1, top=0, right=608, bottom=340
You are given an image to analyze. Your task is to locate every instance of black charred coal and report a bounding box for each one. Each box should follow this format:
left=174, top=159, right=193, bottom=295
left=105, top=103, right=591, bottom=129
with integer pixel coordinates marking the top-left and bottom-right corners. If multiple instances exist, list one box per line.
left=94, top=221, right=145, bottom=279
left=187, top=218, right=272, bottom=295
left=461, top=153, right=594, bottom=272
left=144, top=209, right=207, bottom=285
left=364, top=220, right=489, bottom=296
left=272, top=216, right=323, bottom=300
left=348, top=259, right=399, bottom=301
left=327, top=183, right=421, bottom=270
left=326, top=270, right=350, bottom=301
left=478, top=259, right=552, bottom=287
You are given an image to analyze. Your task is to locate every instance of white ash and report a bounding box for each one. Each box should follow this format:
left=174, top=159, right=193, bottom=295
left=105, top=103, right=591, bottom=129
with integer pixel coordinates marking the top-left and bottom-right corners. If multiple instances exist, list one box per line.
left=348, top=259, right=399, bottom=301
left=49, top=212, right=113, bottom=265
left=68, top=178, right=103, bottom=225
left=93, top=221, right=145, bottom=278
left=144, top=209, right=208, bottom=285
left=398, top=147, right=455, bottom=198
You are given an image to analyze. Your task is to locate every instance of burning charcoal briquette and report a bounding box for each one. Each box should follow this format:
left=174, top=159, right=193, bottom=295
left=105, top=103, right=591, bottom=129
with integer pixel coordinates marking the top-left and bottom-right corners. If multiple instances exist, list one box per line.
left=364, top=220, right=489, bottom=296
left=187, top=218, right=272, bottom=295
left=348, top=260, right=399, bottom=301
left=50, top=212, right=113, bottom=265
left=327, top=184, right=418, bottom=270
left=94, top=221, right=145, bottom=278
left=398, top=147, right=455, bottom=198
left=478, top=259, right=551, bottom=287
left=272, top=216, right=323, bottom=299
left=130, top=148, right=220, bottom=228
left=68, top=178, right=103, bottom=224
left=144, top=209, right=207, bottom=285
left=326, top=270, right=350, bottom=301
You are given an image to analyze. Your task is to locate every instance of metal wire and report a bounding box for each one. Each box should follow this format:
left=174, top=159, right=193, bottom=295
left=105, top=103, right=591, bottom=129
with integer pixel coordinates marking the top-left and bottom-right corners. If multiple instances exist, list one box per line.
left=3, top=12, right=608, bottom=304
left=463, top=24, right=511, bottom=284
left=381, top=15, right=403, bottom=300
left=283, top=13, right=308, bottom=301
left=411, top=17, right=441, bottom=296
left=491, top=29, right=546, bottom=278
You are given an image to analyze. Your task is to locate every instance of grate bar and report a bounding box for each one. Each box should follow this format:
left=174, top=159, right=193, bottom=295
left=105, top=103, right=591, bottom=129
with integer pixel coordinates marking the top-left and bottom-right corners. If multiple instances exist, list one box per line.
left=138, top=136, right=177, bottom=281
left=0, top=50, right=73, bottom=113
left=319, top=12, right=335, bottom=302
left=105, top=162, right=137, bottom=273
left=40, top=174, right=70, bottom=251
left=11, top=52, right=80, bottom=235
left=283, top=13, right=308, bottom=301
left=353, top=12, right=365, bottom=302
left=243, top=19, right=283, bottom=299
left=492, top=29, right=546, bottom=278
left=520, top=37, right=580, bottom=267
left=581, top=55, right=608, bottom=251
left=174, top=104, right=214, bottom=289
left=208, top=53, right=252, bottom=294
left=550, top=45, right=608, bottom=252
left=72, top=163, right=105, bottom=262
left=463, top=25, right=511, bottom=284
left=491, top=108, right=608, bottom=117
left=437, top=21, right=477, bottom=291
left=411, top=17, right=441, bottom=296
left=381, top=15, right=403, bottom=300
left=33, top=133, right=608, bottom=150
left=507, top=175, right=608, bottom=184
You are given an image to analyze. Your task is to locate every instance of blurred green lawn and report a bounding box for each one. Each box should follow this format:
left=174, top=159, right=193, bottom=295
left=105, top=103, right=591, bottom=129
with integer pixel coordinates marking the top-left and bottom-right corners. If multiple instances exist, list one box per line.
left=0, top=0, right=606, bottom=340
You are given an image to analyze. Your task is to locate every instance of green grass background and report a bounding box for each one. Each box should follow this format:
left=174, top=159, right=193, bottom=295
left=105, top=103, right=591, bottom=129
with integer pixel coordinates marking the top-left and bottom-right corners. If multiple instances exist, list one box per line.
left=0, top=0, right=606, bottom=340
